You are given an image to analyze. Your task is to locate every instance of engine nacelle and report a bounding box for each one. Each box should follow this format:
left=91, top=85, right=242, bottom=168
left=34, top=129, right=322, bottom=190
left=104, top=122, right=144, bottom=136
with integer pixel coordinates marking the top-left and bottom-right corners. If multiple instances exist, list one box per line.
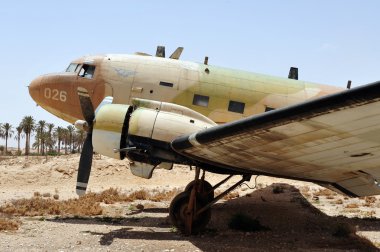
left=92, top=99, right=216, bottom=163
left=92, top=104, right=132, bottom=159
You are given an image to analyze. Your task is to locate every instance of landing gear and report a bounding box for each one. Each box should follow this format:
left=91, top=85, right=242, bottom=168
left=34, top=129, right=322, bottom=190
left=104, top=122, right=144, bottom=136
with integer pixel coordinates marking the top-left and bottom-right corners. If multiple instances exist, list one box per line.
left=169, top=167, right=251, bottom=235
left=169, top=191, right=211, bottom=234
left=184, top=180, right=214, bottom=203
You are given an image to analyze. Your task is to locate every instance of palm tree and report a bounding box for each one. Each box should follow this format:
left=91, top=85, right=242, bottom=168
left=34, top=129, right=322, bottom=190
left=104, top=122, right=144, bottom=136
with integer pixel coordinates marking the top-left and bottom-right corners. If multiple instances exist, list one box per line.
left=63, top=128, right=69, bottom=154
left=67, top=125, right=75, bottom=153
left=37, top=120, right=46, bottom=155
left=46, top=123, right=55, bottom=153
left=14, top=125, right=24, bottom=154
left=0, top=123, right=3, bottom=139
left=76, top=128, right=85, bottom=153
left=1, top=123, right=14, bottom=155
left=54, top=126, right=65, bottom=155
left=21, top=116, right=35, bottom=156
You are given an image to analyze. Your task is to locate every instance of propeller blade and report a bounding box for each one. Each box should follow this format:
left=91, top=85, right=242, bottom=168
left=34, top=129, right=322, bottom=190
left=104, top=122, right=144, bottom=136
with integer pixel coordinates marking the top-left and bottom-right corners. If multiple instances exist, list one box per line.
left=156, top=46, right=165, bottom=58
left=76, top=87, right=96, bottom=196
left=169, top=47, right=184, bottom=60
left=76, top=132, right=93, bottom=196
left=77, top=87, right=95, bottom=124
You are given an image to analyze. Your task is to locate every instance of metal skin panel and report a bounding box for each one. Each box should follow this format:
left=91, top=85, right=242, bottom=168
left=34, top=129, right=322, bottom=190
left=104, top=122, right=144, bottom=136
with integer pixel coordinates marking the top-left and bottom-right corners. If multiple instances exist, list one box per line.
left=152, top=111, right=214, bottom=143
left=128, top=108, right=158, bottom=138
left=29, top=56, right=107, bottom=124
left=29, top=54, right=343, bottom=126
left=93, top=104, right=130, bottom=159
left=128, top=100, right=216, bottom=143
left=172, top=81, right=380, bottom=196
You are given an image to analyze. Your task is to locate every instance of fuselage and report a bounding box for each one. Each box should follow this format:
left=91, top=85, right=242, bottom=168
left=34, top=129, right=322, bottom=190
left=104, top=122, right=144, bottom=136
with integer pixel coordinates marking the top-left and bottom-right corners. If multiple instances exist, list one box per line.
left=29, top=54, right=343, bottom=124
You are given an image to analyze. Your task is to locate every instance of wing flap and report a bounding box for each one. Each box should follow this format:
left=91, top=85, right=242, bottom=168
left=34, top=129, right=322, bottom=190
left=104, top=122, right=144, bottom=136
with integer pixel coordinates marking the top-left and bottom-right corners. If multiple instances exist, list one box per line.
left=172, top=81, right=380, bottom=196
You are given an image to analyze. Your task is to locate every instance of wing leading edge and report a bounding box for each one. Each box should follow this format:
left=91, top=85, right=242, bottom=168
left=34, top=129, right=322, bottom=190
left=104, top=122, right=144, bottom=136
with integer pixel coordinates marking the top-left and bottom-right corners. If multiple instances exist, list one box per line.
left=172, top=81, right=380, bottom=197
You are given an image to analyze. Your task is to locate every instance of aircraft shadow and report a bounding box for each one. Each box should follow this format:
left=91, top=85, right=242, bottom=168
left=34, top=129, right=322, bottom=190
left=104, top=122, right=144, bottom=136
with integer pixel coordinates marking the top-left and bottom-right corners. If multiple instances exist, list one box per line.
left=49, top=183, right=380, bottom=251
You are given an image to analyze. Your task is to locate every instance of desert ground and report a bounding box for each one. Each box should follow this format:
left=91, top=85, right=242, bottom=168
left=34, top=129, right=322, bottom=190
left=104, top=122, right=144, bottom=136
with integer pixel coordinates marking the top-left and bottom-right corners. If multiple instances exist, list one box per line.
left=0, top=154, right=379, bottom=251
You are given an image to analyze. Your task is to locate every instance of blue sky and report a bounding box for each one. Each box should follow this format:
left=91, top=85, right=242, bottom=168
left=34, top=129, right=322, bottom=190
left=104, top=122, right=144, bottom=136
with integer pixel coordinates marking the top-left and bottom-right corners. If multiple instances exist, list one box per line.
left=1, top=0, right=380, bottom=147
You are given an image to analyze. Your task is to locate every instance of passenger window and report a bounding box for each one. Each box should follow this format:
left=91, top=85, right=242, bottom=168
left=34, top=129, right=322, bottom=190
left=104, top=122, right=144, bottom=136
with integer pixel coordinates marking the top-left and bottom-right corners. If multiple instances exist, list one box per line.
left=159, top=81, right=174, bottom=87
left=66, top=63, right=77, bottom=72
left=228, top=100, right=245, bottom=114
left=79, top=64, right=96, bottom=79
left=265, top=106, right=275, bottom=112
left=193, top=94, right=209, bottom=107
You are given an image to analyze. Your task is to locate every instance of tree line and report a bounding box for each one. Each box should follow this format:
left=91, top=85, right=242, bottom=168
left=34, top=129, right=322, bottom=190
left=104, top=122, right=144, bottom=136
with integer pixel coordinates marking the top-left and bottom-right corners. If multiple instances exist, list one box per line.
left=0, top=116, right=85, bottom=156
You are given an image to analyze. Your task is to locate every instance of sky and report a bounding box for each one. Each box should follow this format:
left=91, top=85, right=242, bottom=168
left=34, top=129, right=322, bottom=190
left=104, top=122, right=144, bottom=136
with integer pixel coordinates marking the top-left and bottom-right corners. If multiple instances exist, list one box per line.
left=0, top=0, right=379, bottom=147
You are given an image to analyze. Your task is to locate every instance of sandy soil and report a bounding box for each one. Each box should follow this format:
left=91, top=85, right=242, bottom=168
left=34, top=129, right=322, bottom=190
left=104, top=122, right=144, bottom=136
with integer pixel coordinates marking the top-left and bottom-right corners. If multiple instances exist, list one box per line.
left=0, top=155, right=379, bottom=251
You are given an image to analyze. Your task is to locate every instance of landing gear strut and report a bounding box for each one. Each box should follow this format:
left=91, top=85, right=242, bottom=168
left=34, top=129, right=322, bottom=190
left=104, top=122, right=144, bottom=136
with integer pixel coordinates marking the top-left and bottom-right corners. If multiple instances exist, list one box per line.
left=169, top=167, right=251, bottom=234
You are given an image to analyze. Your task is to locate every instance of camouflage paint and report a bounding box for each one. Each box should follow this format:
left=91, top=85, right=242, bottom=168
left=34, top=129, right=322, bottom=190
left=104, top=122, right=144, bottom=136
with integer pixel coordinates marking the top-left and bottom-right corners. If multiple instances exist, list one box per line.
left=29, top=54, right=343, bottom=125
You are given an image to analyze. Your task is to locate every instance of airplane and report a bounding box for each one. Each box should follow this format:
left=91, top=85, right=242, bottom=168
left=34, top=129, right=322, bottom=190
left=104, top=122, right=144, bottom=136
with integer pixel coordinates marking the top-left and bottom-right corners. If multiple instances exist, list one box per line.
left=28, top=46, right=380, bottom=234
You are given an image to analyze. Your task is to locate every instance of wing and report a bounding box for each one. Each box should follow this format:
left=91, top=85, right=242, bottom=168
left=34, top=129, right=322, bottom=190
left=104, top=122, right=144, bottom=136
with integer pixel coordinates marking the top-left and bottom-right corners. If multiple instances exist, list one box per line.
left=172, top=81, right=380, bottom=197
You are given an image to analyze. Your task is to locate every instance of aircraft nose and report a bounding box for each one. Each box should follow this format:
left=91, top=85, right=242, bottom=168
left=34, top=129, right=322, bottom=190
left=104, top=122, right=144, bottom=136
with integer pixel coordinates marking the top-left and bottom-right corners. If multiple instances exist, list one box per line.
left=29, top=76, right=42, bottom=104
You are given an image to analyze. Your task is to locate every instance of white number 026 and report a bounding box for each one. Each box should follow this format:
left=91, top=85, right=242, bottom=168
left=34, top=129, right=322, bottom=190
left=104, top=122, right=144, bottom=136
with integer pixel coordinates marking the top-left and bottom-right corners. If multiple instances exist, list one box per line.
left=44, top=88, right=67, bottom=102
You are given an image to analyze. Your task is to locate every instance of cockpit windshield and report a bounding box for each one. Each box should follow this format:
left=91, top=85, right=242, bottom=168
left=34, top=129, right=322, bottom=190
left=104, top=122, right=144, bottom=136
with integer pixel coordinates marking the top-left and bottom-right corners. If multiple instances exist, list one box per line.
left=79, top=64, right=96, bottom=79
left=65, top=63, right=82, bottom=73
left=65, top=63, right=95, bottom=79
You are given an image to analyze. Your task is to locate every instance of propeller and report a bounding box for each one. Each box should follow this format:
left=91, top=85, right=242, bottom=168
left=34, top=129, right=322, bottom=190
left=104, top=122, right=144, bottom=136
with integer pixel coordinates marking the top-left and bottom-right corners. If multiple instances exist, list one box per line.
left=76, top=87, right=95, bottom=196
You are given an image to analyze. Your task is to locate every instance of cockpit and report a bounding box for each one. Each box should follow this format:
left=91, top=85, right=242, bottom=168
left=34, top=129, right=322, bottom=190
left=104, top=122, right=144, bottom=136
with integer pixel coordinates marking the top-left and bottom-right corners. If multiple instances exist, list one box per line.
left=65, top=63, right=96, bottom=79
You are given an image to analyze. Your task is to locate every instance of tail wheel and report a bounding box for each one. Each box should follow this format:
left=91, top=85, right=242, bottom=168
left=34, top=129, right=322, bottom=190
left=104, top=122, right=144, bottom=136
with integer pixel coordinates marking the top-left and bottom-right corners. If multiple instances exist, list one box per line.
left=184, top=180, right=214, bottom=203
left=169, top=191, right=211, bottom=234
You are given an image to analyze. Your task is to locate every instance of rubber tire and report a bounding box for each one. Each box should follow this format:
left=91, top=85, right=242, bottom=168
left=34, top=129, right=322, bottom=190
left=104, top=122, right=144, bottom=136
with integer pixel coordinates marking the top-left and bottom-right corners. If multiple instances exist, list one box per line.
left=169, top=191, right=211, bottom=235
left=184, top=180, right=214, bottom=203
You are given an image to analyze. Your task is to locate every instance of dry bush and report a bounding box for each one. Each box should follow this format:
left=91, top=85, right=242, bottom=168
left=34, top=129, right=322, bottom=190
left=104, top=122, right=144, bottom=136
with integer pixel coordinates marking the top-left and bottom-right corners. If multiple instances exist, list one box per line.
left=302, top=192, right=311, bottom=198
left=334, top=199, right=343, bottom=205
left=300, top=186, right=310, bottom=193
left=149, top=189, right=181, bottom=202
left=345, top=203, right=359, bottom=209
left=326, top=195, right=335, bottom=200
left=362, top=196, right=377, bottom=207
left=344, top=209, right=361, bottom=214
left=42, top=193, right=51, bottom=198
left=0, top=188, right=182, bottom=218
left=314, top=188, right=335, bottom=197
left=0, top=218, right=20, bottom=231
left=128, top=190, right=149, bottom=201
left=0, top=193, right=103, bottom=217
left=222, top=191, right=240, bottom=200
left=362, top=210, right=376, bottom=218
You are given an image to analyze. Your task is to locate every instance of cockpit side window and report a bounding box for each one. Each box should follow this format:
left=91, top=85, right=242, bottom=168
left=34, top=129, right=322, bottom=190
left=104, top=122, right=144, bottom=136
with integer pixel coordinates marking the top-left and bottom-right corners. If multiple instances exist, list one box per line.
left=66, top=63, right=77, bottom=72
left=75, top=64, right=82, bottom=73
left=79, top=64, right=96, bottom=79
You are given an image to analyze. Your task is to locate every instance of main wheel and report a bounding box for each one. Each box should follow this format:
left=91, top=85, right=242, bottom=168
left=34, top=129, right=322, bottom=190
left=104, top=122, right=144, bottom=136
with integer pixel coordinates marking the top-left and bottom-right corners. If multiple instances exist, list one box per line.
left=169, top=191, right=211, bottom=234
left=184, top=180, right=214, bottom=203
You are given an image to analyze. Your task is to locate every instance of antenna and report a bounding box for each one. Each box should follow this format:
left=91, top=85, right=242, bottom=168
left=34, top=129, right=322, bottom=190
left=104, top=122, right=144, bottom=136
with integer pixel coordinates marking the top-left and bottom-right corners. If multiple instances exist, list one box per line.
left=288, top=67, right=298, bottom=80
left=347, top=80, right=352, bottom=89
left=204, top=56, right=209, bottom=65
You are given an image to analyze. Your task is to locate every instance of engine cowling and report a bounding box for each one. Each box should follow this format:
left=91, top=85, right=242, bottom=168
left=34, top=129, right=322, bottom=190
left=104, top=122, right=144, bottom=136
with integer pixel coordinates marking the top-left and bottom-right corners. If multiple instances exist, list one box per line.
left=92, top=99, right=216, bottom=163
